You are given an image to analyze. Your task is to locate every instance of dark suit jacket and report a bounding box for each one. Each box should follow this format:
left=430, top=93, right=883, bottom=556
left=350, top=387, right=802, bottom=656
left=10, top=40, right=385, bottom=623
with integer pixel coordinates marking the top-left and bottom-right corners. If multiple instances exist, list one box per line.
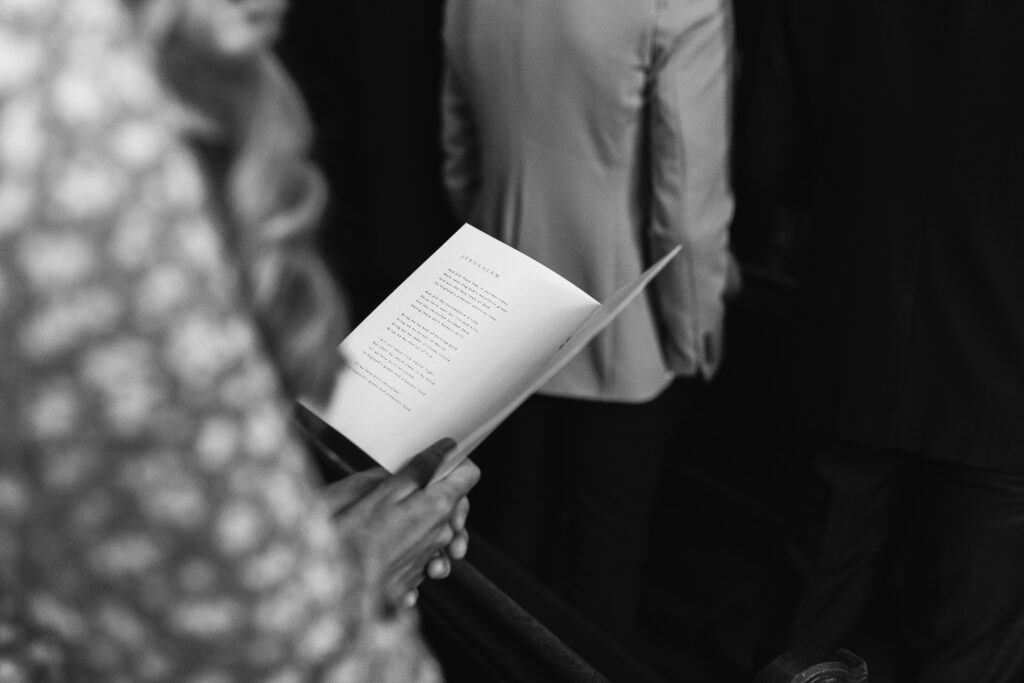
left=744, top=0, right=1024, bottom=469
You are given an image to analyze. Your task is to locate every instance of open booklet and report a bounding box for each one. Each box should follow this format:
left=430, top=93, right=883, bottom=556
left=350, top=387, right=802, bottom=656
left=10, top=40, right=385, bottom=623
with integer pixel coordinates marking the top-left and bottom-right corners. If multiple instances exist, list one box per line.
left=302, top=224, right=680, bottom=479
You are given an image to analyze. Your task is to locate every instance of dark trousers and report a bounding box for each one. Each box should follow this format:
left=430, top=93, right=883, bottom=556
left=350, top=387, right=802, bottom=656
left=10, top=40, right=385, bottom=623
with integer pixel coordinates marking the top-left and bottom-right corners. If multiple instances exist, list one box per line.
left=473, top=383, right=685, bottom=640
left=789, top=438, right=1024, bottom=682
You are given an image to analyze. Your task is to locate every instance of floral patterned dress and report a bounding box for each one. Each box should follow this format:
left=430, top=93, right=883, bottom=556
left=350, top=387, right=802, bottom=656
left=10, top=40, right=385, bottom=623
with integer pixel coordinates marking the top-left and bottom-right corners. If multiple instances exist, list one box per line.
left=0, top=0, right=441, bottom=681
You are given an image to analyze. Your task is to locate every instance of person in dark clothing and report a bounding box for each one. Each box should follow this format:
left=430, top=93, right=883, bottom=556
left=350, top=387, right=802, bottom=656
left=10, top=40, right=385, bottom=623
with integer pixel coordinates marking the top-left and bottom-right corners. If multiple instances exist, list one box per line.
left=743, top=1, right=1024, bottom=680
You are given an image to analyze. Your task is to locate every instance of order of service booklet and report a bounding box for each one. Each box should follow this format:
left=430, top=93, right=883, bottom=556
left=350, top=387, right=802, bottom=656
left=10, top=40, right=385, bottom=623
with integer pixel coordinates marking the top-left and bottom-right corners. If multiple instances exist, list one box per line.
left=302, top=224, right=680, bottom=479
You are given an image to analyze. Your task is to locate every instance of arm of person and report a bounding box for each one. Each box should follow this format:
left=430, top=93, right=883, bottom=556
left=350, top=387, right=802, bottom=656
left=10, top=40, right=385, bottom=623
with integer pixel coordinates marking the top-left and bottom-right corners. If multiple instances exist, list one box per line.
left=0, top=4, right=447, bottom=680
left=648, top=0, right=737, bottom=379
left=440, top=12, right=482, bottom=222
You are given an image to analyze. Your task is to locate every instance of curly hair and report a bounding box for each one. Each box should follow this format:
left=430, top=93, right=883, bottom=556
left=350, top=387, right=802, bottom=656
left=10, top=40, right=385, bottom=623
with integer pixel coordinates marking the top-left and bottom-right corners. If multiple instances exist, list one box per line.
left=129, top=0, right=347, bottom=402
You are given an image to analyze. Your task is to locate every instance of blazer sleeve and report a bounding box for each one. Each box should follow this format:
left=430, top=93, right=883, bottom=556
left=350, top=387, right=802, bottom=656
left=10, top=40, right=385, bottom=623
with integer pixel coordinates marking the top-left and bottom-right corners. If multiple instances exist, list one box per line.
left=647, top=0, right=736, bottom=378
left=440, top=12, right=482, bottom=223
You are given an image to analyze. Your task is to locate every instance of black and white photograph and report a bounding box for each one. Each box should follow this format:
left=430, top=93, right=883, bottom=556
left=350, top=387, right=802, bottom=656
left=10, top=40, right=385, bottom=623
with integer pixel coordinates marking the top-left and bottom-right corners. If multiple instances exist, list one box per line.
left=2, top=0, right=1022, bottom=681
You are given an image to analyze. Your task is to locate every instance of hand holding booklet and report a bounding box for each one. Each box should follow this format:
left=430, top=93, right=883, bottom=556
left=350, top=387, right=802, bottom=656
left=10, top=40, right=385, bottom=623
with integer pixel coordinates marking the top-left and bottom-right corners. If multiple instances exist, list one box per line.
left=302, top=224, right=680, bottom=480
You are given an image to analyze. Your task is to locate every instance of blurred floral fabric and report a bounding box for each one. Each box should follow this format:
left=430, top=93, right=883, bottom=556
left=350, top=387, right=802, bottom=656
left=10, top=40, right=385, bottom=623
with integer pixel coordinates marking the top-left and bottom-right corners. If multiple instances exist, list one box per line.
left=0, top=0, right=440, bottom=681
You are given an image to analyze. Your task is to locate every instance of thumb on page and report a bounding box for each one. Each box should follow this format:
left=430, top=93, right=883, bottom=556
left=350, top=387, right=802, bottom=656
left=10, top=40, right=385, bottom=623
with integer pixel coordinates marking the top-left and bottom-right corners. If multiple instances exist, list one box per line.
left=388, top=437, right=457, bottom=499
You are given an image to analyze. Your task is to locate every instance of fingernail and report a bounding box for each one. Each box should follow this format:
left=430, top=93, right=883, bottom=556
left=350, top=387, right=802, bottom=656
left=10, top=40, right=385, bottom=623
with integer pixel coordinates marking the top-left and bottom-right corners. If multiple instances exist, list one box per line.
left=429, top=557, right=450, bottom=579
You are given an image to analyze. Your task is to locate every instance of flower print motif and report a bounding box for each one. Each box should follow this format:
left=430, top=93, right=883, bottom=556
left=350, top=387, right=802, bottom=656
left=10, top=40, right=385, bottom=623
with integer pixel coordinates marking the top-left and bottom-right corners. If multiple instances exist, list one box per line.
left=140, top=476, right=207, bottom=529
left=18, top=232, right=97, bottom=291
left=79, top=337, right=146, bottom=386
left=52, top=69, right=107, bottom=127
left=0, top=179, right=34, bottom=237
left=90, top=534, right=165, bottom=577
left=63, top=0, right=122, bottom=36
left=81, top=337, right=163, bottom=433
left=169, top=599, right=243, bottom=638
left=96, top=601, right=149, bottom=651
left=297, top=614, right=344, bottom=662
left=0, top=476, right=29, bottom=518
left=241, top=402, right=289, bottom=461
left=322, top=659, right=362, bottom=683
left=52, top=151, right=127, bottom=221
left=241, top=543, right=298, bottom=591
left=215, top=500, right=267, bottom=556
left=165, top=315, right=256, bottom=391
left=20, top=287, right=122, bottom=358
left=253, top=584, right=308, bottom=635
left=0, top=0, right=57, bottom=20
left=195, top=416, right=241, bottom=471
left=0, top=25, right=44, bottom=93
left=104, top=51, right=160, bottom=112
left=256, top=470, right=307, bottom=529
left=303, top=506, right=337, bottom=555
left=26, top=381, right=79, bottom=439
left=110, top=118, right=167, bottom=171
left=27, top=593, right=87, bottom=641
left=0, top=623, right=20, bottom=648
left=110, top=205, right=161, bottom=270
left=23, top=638, right=65, bottom=680
left=173, top=213, right=227, bottom=276
left=0, top=0, right=58, bottom=25
left=153, top=149, right=206, bottom=216
left=103, top=378, right=162, bottom=434
left=121, top=452, right=207, bottom=528
left=136, top=264, right=192, bottom=319
left=0, top=94, right=45, bottom=174
left=220, top=362, right=279, bottom=412
left=301, top=551, right=340, bottom=601
left=164, top=316, right=224, bottom=386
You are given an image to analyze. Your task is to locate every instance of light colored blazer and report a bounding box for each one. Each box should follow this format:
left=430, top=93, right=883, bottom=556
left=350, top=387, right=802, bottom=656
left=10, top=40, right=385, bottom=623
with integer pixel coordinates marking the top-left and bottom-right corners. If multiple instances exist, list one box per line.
left=442, top=0, right=735, bottom=402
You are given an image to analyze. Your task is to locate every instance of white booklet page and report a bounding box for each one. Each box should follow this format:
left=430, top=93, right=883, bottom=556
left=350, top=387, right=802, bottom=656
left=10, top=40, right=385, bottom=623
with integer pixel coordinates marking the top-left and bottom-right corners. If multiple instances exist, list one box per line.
left=302, top=224, right=679, bottom=476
